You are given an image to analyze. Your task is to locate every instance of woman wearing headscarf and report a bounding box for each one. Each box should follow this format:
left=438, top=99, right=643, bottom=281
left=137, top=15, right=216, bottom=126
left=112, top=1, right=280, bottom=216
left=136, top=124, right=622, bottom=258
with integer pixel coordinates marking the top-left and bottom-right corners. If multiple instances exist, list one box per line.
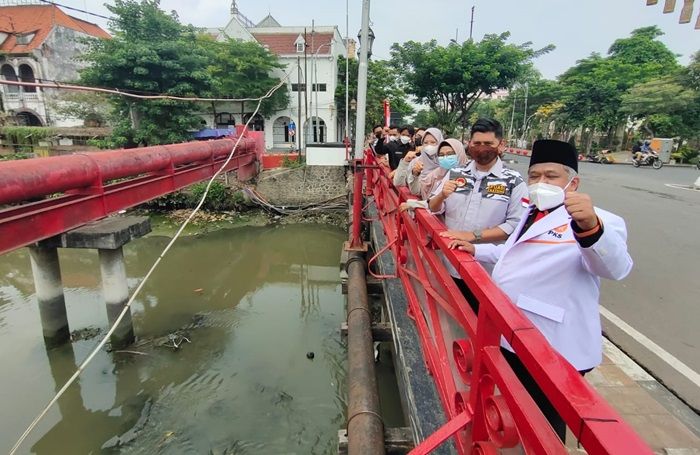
left=418, top=138, right=469, bottom=199
left=392, top=127, right=444, bottom=195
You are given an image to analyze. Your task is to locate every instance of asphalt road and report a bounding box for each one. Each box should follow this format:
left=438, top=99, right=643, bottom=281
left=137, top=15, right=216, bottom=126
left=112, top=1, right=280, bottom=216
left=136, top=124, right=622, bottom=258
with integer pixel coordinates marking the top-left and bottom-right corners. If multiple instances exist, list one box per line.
left=505, top=156, right=700, bottom=410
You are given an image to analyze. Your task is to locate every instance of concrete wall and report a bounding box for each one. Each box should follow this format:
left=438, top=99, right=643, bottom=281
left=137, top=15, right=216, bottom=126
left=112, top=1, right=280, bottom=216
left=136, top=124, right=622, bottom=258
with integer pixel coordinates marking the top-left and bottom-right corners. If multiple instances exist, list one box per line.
left=255, top=165, right=347, bottom=205
left=41, top=26, right=98, bottom=127
left=306, top=143, right=347, bottom=166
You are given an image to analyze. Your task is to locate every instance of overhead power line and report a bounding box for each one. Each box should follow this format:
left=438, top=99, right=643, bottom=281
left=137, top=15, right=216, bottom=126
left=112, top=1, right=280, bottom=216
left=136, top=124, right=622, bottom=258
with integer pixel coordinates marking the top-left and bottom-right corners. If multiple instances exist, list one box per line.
left=0, top=79, right=287, bottom=103
left=36, top=0, right=112, bottom=21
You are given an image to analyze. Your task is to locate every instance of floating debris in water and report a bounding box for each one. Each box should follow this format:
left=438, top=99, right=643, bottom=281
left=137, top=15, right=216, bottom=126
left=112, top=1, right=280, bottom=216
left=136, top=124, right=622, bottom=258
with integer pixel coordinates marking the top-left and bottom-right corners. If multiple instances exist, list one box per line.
left=70, top=326, right=102, bottom=342
left=306, top=351, right=315, bottom=360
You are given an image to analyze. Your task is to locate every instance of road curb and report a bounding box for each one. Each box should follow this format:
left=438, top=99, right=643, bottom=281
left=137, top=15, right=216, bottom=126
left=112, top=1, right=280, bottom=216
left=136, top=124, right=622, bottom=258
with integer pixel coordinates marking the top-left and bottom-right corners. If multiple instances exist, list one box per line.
left=601, top=337, right=700, bottom=442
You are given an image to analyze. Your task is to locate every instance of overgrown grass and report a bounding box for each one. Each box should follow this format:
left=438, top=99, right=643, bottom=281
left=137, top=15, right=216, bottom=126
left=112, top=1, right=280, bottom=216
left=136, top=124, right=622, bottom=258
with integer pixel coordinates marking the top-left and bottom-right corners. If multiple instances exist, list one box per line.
left=282, top=154, right=305, bottom=169
left=143, top=181, right=244, bottom=211
left=0, top=126, right=56, bottom=153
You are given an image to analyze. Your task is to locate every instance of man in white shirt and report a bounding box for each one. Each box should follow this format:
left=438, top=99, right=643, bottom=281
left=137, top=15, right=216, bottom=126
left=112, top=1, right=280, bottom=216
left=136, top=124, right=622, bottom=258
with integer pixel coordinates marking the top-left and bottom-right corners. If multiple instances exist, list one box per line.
left=449, top=139, right=633, bottom=442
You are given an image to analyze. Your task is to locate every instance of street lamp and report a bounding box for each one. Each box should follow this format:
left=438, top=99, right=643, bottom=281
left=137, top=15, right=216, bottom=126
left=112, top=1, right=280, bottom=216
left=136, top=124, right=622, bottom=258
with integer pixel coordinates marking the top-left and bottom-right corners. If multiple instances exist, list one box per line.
left=357, top=26, right=375, bottom=59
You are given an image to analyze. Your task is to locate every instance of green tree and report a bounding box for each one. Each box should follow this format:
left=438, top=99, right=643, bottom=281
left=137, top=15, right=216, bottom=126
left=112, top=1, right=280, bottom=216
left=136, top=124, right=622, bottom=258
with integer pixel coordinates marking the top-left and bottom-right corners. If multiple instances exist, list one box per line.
left=79, top=0, right=214, bottom=147
left=390, top=34, right=553, bottom=135
left=412, top=109, right=439, bottom=128
left=556, top=26, right=679, bottom=151
left=336, top=56, right=414, bottom=133
left=45, top=92, right=111, bottom=126
left=620, top=50, right=700, bottom=152
left=198, top=35, right=288, bottom=121
left=498, top=76, right=565, bottom=142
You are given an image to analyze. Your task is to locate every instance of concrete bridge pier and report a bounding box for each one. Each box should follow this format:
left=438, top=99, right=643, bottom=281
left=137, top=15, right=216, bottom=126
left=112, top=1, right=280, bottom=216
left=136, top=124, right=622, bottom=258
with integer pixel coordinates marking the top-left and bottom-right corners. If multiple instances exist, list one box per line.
left=98, top=247, right=134, bottom=349
left=39, top=216, right=151, bottom=349
left=29, top=246, right=70, bottom=348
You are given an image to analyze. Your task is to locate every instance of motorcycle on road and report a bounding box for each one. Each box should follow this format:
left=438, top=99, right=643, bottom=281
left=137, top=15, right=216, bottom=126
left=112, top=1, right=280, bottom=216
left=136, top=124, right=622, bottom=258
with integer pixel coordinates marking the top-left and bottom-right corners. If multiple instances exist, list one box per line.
left=586, top=150, right=615, bottom=164
left=633, top=153, right=663, bottom=169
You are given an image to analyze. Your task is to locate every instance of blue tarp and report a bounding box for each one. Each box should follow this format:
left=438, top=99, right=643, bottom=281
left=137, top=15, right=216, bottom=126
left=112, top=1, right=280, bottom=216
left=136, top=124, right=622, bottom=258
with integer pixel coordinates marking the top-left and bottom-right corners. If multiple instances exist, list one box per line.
left=191, top=128, right=237, bottom=140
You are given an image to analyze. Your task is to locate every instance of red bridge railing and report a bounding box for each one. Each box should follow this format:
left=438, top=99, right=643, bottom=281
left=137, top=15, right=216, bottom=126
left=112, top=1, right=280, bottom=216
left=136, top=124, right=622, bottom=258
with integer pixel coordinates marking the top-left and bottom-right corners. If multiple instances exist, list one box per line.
left=0, top=133, right=261, bottom=255
left=358, top=150, right=652, bottom=454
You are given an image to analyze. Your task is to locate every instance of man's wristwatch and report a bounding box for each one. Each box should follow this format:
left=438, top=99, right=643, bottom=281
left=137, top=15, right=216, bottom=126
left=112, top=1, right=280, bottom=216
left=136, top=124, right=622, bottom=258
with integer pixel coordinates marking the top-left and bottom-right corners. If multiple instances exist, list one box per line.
left=473, top=229, right=483, bottom=242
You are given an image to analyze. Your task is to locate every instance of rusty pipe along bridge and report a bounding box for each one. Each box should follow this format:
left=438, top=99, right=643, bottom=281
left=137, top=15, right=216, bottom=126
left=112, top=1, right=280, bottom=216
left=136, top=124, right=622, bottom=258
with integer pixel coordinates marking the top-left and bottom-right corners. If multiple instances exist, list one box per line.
left=0, top=135, right=654, bottom=454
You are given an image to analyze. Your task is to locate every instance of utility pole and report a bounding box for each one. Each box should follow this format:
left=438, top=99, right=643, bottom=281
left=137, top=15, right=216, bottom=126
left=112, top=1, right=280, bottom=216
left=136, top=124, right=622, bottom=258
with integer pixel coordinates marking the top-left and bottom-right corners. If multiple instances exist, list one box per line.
left=303, top=28, right=309, bottom=148
left=469, top=6, right=475, bottom=40
left=297, top=56, right=302, bottom=153
left=508, top=94, right=517, bottom=144
left=522, top=82, right=529, bottom=143
left=354, top=0, right=371, bottom=160
left=311, top=20, right=315, bottom=142
left=345, top=0, right=349, bottom=142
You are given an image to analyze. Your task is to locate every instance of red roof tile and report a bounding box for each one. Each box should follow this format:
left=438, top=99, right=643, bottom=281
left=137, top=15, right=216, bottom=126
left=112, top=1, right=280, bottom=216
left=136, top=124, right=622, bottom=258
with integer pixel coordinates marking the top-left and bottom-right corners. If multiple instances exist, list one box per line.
left=0, top=4, right=110, bottom=54
left=252, top=32, right=334, bottom=55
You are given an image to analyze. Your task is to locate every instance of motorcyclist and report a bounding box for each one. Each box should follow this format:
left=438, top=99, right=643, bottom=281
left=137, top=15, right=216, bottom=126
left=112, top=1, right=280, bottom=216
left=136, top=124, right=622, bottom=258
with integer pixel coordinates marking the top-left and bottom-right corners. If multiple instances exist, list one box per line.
left=634, top=140, right=654, bottom=163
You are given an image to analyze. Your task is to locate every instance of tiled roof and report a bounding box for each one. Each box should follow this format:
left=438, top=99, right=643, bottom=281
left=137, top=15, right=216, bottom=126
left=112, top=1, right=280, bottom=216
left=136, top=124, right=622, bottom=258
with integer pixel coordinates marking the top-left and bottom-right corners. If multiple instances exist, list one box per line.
left=0, top=4, right=110, bottom=54
left=256, top=14, right=281, bottom=28
left=252, top=32, right=334, bottom=55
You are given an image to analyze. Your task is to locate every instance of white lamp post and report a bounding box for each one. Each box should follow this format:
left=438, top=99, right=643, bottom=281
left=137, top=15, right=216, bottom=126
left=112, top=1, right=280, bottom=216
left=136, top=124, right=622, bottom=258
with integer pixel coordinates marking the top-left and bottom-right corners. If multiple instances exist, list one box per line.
left=353, top=0, right=374, bottom=159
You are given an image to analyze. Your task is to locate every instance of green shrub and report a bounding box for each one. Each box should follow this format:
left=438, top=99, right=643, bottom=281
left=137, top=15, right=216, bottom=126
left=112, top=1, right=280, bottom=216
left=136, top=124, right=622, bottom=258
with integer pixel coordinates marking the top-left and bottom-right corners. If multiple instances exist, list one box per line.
left=0, top=126, right=56, bottom=153
left=191, top=181, right=233, bottom=211
left=282, top=154, right=305, bottom=168
left=143, top=190, right=194, bottom=211
left=674, top=146, right=699, bottom=164
left=0, top=152, right=33, bottom=161
left=142, top=181, right=242, bottom=212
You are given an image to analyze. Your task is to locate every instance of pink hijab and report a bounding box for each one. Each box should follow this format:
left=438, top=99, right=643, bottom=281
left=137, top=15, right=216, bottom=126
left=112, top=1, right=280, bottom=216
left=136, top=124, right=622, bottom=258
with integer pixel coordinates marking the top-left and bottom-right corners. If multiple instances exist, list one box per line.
left=420, top=138, right=469, bottom=200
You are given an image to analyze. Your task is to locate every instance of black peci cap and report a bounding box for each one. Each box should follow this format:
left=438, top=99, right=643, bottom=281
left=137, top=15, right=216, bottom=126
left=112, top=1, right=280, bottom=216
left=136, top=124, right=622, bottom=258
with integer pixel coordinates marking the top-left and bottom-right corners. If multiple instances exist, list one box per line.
left=529, top=140, right=578, bottom=172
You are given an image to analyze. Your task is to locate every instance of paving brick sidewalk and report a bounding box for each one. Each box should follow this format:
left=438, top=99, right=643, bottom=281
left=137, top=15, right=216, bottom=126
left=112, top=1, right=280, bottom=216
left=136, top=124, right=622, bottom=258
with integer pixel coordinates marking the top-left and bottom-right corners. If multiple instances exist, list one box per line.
left=566, top=339, right=700, bottom=454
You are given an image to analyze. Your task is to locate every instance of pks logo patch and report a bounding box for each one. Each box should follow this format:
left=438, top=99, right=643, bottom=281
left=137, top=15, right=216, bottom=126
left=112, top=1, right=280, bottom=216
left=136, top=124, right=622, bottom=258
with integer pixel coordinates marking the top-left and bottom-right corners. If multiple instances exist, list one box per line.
left=548, top=224, right=569, bottom=239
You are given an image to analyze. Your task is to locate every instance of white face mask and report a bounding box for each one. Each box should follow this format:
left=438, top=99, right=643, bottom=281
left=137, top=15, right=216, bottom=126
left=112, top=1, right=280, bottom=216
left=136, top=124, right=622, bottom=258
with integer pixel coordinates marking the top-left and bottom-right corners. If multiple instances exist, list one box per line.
left=399, top=135, right=410, bottom=144
left=423, top=144, right=438, bottom=156
left=527, top=180, right=573, bottom=211
left=388, top=135, right=398, bottom=142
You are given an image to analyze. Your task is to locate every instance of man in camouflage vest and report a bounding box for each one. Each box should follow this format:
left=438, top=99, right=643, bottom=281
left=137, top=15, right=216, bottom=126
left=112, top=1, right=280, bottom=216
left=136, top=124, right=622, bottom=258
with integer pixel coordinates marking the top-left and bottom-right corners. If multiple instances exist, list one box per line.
left=429, top=118, right=528, bottom=313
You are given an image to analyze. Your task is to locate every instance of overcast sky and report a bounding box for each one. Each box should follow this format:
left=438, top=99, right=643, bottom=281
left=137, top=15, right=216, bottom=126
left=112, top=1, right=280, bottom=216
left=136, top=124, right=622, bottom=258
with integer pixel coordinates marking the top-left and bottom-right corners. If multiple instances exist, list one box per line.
left=61, top=0, right=698, bottom=79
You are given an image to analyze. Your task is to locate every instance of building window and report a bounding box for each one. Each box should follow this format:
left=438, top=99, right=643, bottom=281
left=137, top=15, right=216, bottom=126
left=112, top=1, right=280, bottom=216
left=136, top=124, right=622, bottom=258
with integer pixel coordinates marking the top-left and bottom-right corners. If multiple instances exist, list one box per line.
left=15, top=32, right=36, bottom=45
left=215, top=112, right=236, bottom=128
left=19, top=64, right=37, bottom=93
left=296, top=42, right=304, bottom=53
left=1, top=64, right=19, bottom=93
left=291, top=83, right=306, bottom=92
left=312, top=83, right=327, bottom=92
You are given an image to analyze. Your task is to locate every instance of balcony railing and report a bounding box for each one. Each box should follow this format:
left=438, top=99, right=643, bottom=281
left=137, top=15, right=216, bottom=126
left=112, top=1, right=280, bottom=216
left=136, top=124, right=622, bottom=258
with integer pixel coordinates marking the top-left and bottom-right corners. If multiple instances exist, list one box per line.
left=1, top=91, right=42, bottom=103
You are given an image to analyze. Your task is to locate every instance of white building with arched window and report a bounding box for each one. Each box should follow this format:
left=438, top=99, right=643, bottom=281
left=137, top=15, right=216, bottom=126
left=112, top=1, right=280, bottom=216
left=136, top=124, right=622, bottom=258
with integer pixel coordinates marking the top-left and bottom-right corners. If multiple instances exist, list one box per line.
left=203, top=2, right=349, bottom=152
left=0, top=2, right=110, bottom=126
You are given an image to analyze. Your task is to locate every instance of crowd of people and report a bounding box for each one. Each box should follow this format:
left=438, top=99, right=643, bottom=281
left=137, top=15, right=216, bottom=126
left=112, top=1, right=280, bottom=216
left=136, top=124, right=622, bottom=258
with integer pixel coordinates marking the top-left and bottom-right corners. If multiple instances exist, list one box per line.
left=368, top=118, right=633, bottom=442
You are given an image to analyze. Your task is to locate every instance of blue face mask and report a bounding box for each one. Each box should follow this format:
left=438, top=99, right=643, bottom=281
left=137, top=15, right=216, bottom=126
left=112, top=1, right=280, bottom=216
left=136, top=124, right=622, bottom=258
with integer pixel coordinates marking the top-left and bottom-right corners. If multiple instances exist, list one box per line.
left=438, top=155, right=458, bottom=170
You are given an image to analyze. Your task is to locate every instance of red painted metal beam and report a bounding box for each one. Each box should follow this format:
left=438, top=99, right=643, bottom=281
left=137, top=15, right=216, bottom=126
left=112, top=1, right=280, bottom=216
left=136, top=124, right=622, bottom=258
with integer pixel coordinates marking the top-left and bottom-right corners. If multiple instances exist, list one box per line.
left=0, top=138, right=259, bottom=255
left=362, top=149, right=654, bottom=454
